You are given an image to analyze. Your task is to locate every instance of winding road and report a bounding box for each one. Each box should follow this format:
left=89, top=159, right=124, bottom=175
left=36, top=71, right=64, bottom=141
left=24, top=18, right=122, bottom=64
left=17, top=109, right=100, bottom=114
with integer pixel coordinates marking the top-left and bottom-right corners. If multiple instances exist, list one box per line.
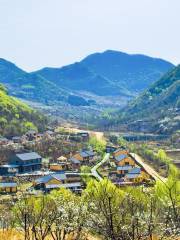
left=91, top=153, right=110, bottom=181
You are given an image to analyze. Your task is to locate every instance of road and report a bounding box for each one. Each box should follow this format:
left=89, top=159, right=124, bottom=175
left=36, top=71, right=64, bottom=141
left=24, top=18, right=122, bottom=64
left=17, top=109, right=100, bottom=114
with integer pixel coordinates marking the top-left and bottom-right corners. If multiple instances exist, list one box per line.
left=91, top=153, right=110, bottom=181
left=129, top=153, right=166, bottom=182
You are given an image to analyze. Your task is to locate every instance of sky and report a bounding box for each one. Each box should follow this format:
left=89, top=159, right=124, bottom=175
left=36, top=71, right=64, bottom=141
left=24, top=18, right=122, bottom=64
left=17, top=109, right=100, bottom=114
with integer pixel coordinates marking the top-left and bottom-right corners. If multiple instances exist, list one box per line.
left=0, top=0, right=180, bottom=71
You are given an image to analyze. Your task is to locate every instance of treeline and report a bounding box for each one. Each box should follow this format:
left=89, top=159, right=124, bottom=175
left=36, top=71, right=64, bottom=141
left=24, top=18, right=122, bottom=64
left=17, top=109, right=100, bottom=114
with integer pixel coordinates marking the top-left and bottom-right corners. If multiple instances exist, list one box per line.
left=1, top=165, right=180, bottom=240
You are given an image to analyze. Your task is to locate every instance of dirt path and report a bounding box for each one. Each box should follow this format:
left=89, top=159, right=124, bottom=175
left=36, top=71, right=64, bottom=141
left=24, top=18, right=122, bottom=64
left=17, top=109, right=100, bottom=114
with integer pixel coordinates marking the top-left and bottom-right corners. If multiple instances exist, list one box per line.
left=64, top=127, right=105, bottom=141
left=130, top=153, right=166, bottom=182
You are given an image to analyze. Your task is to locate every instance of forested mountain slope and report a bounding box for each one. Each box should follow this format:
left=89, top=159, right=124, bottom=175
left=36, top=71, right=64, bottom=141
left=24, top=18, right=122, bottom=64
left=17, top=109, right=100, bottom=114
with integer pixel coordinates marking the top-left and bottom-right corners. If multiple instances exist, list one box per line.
left=0, top=84, right=47, bottom=136
left=118, top=65, right=180, bottom=133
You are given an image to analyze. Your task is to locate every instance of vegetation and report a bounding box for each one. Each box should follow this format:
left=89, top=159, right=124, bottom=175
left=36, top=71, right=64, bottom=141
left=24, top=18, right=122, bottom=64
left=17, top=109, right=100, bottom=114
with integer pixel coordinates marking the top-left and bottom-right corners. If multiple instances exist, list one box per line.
left=100, top=65, right=180, bottom=134
left=0, top=84, right=47, bottom=136
left=1, top=164, right=180, bottom=240
left=89, top=136, right=106, bottom=156
left=68, top=95, right=90, bottom=106
left=128, top=143, right=172, bottom=176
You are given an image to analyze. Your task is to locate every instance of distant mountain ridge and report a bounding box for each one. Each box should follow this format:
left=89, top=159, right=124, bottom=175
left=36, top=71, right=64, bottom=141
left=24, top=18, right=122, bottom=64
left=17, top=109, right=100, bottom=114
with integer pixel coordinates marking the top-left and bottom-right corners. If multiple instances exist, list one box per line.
left=81, top=50, right=174, bottom=92
left=0, top=50, right=174, bottom=107
left=36, top=50, right=174, bottom=97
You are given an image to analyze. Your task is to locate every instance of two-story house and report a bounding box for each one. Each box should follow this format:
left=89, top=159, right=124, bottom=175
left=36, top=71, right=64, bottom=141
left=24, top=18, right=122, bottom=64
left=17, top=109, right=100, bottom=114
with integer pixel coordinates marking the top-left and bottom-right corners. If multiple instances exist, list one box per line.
left=70, top=150, right=95, bottom=169
left=10, top=152, right=42, bottom=173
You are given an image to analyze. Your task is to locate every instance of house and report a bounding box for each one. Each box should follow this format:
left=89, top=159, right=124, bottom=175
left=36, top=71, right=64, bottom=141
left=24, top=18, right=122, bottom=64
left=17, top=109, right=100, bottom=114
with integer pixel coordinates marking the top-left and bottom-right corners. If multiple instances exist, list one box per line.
left=117, top=165, right=133, bottom=177
left=49, top=162, right=70, bottom=172
left=33, top=172, right=83, bottom=193
left=70, top=157, right=81, bottom=170
left=109, top=148, right=151, bottom=184
left=0, top=137, right=8, bottom=145
left=124, top=167, right=150, bottom=183
left=45, top=182, right=82, bottom=193
left=106, top=145, right=118, bottom=153
left=77, top=132, right=89, bottom=141
left=33, top=173, right=67, bottom=190
left=9, top=152, right=42, bottom=173
left=113, top=149, right=129, bottom=158
left=57, top=156, right=68, bottom=163
left=25, top=130, right=38, bottom=141
left=12, top=136, right=22, bottom=144
left=65, top=172, right=82, bottom=183
left=70, top=150, right=95, bottom=169
left=114, top=154, right=135, bottom=167
left=0, top=164, right=19, bottom=176
left=73, top=150, right=95, bottom=162
left=0, top=182, right=17, bottom=193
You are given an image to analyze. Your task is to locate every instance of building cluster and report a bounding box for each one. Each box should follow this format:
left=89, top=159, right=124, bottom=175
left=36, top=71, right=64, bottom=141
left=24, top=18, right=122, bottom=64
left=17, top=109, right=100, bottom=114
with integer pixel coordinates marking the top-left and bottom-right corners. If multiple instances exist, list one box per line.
left=0, top=147, right=96, bottom=194
left=0, top=129, right=90, bottom=146
left=108, top=148, right=152, bottom=185
left=0, top=129, right=155, bottom=195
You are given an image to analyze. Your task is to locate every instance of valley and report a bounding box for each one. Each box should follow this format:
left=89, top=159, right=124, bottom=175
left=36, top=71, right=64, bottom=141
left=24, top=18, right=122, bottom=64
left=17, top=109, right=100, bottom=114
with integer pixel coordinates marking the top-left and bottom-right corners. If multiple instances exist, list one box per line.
left=0, top=51, right=179, bottom=240
left=1, top=0, right=180, bottom=238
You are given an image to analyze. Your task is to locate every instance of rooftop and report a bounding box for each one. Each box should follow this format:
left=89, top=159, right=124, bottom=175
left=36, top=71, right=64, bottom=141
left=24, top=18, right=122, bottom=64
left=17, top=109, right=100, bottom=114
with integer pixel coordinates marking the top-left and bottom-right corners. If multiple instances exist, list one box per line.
left=45, top=182, right=81, bottom=189
left=16, top=152, right=42, bottom=161
left=128, top=167, right=141, bottom=174
left=115, top=154, right=127, bottom=162
left=117, top=165, right=133, bottom=171
left=35, top=173, right=67, bottom=184
left=70, top=157, right=81, bottom=164
left=0, top=182, right=17, bottom=188
left=0, top=164, right=19, bottom=168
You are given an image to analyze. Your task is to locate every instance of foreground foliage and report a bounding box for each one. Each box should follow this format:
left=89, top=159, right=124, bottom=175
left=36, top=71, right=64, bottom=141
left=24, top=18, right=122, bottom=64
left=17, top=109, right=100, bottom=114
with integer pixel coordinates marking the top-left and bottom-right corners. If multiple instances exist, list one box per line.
left=1, top=165, right=180, bottom=240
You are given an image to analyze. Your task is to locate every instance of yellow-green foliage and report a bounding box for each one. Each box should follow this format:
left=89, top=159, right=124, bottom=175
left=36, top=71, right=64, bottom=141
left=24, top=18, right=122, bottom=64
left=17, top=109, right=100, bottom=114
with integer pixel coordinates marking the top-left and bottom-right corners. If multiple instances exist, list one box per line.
left=89, top=136, right=106, bottom=156
left=0, top=84, right=47, bottom=136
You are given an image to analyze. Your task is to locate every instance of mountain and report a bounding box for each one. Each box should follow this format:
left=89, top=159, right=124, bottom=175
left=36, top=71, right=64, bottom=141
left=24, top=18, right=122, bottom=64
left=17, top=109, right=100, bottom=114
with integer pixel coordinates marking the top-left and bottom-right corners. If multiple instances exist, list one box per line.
left=118, top=65, right=180, bottom=133
left=0, top=58, right=68, bottom=104
left=36, top=50, right=174, bottom=96
left=0, top=51, right=174, bottom=109
left=36, top=62, right=124, bottom=96
left=0, top=84, right=47, bottom=136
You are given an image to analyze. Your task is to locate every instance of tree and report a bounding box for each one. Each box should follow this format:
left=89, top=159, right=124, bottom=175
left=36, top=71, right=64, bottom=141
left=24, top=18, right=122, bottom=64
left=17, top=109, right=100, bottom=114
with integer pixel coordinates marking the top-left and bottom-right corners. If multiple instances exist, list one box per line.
left=84, top=179, right=125, bottom=240
left=89, top=136, right=106, bottom=156
left=50, top=188, right=88, bottom=240
left=13, top=195, right=57, bottom=240
left=80, top=165, right=92, bottom=184
left=155, top=165, right=180, bottom=238
left=118, top=137, right=127, bottom=148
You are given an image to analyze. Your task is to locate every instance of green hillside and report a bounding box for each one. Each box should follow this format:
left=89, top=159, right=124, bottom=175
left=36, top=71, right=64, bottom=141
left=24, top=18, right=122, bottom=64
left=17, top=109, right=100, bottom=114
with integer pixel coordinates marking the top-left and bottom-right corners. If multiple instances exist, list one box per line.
left=119, top=65, right=180, bottom=133
left=0, top=84, right=47, bottom=136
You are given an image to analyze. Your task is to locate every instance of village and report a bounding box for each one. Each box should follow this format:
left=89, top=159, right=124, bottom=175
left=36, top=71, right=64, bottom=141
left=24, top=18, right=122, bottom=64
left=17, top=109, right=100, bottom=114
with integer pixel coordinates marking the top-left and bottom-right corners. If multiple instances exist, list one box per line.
left=0, top=126, right=163, bottom=198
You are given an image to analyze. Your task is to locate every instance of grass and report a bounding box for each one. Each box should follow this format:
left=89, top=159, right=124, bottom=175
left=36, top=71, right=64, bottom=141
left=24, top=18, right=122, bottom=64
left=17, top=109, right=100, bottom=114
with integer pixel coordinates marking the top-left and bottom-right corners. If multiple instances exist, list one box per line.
left=0, top=230, right=102, bottom=240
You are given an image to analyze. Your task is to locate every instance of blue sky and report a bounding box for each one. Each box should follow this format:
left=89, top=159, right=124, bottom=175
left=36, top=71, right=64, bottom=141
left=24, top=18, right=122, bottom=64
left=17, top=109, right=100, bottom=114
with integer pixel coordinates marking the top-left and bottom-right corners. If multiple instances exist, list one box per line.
left=0, top=0, right=179, bottom=71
